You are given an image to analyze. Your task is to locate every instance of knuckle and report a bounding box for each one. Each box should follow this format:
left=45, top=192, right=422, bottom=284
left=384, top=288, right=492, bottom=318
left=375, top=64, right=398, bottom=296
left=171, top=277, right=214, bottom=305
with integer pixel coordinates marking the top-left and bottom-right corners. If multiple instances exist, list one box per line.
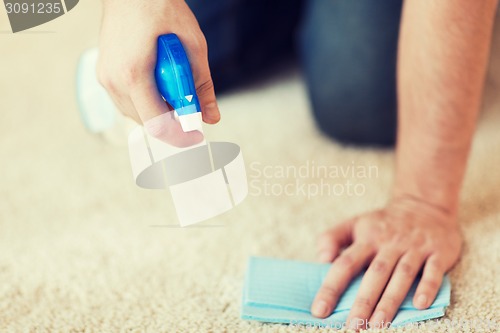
left=321, top=284, right=342, bottom=300
left=335, top=254, right=355, bottom=273
left=427, top=257, right=442, bottom=270
left=353, top=296, right=373, bottom=309
left=370, top=260, right=389, bottom=274
left=398, top=261, right=416, bottom=276
left=122, top=64, right=141, bottom=88
left=391, top=232, right=408, bottom=244
left=190, top=33, right=208, bottom=54
left=412, top=233, right=426, bottom=247
left=196, top=79, right=215, bottom=96
left=358, top=241, right=375, bottom=253
left=379, top=294, right=399, bottom=308
left=320, top=285, right=341, bottom=300
left=421, top=278, right=440, bottom=291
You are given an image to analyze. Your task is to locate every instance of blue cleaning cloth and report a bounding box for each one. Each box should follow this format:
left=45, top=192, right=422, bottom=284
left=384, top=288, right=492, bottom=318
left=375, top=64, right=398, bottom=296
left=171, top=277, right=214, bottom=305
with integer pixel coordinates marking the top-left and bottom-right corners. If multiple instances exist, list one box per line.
left=241, top=257, right=451, bottom=328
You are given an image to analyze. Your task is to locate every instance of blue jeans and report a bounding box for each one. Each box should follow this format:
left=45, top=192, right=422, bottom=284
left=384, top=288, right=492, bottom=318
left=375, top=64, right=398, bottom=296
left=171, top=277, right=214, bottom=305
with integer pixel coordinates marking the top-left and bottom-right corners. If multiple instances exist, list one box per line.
left=187, top=0, right=403, bottom=146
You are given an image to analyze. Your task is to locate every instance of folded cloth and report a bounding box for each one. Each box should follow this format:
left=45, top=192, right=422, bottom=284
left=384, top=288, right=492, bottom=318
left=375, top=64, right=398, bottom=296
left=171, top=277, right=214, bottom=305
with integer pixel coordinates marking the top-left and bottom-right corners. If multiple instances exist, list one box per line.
left=241, top=256, right=451, bottom=328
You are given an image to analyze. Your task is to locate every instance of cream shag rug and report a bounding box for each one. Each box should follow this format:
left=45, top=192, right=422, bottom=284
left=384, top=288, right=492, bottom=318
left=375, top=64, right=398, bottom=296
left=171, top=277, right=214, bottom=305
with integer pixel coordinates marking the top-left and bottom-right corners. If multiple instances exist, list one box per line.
left=1, top=1, right=499, bottom=332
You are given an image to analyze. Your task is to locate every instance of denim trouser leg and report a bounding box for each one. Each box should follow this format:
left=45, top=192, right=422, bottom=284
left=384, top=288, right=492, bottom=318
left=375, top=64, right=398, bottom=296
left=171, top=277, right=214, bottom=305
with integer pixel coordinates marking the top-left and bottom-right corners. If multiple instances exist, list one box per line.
left=299, top=0, right=403, bottom=146
left=187, top=0, right=403, bottom=146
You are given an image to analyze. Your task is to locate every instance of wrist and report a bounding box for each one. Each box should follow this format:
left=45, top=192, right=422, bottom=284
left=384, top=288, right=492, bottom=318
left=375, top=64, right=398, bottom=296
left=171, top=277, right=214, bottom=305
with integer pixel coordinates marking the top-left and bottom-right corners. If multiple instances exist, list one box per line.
left=392, top=170, right=462, bottom=220
left=389, top=191, right=459, bottom=225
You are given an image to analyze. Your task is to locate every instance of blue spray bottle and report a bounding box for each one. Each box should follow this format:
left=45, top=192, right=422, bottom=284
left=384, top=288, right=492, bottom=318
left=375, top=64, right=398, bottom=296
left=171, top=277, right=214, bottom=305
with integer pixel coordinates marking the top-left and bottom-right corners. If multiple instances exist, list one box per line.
left=155, top=33, right=202, bottom=132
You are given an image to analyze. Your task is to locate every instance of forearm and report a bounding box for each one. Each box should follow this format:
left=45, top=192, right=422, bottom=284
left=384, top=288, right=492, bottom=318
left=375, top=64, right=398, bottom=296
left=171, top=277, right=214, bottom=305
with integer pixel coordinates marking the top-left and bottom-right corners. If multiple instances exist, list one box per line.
left=395, top=0, right=498, bottom=217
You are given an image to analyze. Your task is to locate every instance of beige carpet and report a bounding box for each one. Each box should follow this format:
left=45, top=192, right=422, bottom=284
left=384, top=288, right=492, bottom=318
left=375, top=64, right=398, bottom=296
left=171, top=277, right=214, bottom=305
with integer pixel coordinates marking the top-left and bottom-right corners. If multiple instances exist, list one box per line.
left=1, top=1, right=499, bottom=332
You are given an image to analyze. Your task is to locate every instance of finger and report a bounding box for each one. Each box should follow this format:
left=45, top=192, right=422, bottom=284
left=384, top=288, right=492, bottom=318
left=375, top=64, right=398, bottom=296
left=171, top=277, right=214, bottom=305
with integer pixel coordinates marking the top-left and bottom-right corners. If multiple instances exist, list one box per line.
left=311, top=243, right=374, bottom=319
left=143, top=112, right=205, bottom=147
left=110, top=93, right=141, bottom=124
left=130, top=75, right=204, bottom=147
left=346, top=248, right=401, bottom=330
left=413, top=254, right=445, bottom=310
left=129, top=71, right=170, bottom=123
left=97, top=72, right=141, bottom=124
left=181, top=35, right=220, bottom=124
left=369, top=251, right=426, bottom=329
left=317, top=219, right=355, bottom=263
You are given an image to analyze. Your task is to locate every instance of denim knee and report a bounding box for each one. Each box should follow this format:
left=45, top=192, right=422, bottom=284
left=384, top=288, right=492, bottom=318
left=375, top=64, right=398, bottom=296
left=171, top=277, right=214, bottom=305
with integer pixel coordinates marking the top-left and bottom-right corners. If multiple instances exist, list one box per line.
left=310, top=94, right=397, bottom=147
left=298, top=0, right=402, bottom=146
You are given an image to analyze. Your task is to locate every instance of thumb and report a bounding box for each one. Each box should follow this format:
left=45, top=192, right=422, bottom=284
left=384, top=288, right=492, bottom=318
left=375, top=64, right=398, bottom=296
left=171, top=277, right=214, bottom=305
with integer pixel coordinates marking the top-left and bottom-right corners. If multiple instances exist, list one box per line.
left=181, top=35, right=221, bottom=124
left=196, top=76, right=220, bottom=124
left=317, top=218, right=356, bottom=263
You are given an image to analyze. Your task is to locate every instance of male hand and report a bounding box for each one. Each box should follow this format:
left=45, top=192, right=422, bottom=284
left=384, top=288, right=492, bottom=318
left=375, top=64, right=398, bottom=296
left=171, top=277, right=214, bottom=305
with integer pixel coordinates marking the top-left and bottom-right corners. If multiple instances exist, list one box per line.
left=312, top=196, right=462, bottom=330
left=97, top=0, right=220, bottom=145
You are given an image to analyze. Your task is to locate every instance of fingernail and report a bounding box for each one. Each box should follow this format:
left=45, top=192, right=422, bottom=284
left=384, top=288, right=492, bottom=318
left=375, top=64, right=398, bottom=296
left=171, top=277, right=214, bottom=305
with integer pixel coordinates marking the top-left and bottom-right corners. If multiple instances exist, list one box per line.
left=318, top=251, right=332, bottom=263
left=311, top=300, right=329, bottom=317
left=369, top=311, right=386, bottom=328
left=416, top=294, right=428, bottom=308
left=348, top=317, right=364, bottom=330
